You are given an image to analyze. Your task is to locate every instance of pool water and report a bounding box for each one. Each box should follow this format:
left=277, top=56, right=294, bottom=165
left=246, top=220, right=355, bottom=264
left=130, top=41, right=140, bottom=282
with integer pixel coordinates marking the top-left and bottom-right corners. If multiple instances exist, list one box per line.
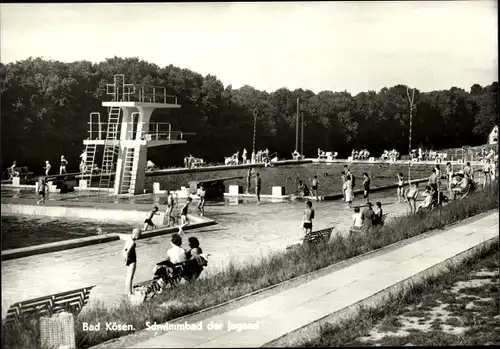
left=1, top=216, right=132, bottom=250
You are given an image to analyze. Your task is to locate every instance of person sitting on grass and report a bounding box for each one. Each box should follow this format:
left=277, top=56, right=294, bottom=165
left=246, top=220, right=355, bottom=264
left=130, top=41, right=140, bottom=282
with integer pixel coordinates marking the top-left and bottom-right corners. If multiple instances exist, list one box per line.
left=350, top=207, right=363, bottom=233
left=373, top=202, right=384, bottom=226
left=404, top=182, right=419, bottom=214
left=143, top=206, right=160, bottom=231
left=185, top=237, right=208, bottom=281
left=417, top=186, right=434, bottom=212
left=451, top=173, right=470, bottom=199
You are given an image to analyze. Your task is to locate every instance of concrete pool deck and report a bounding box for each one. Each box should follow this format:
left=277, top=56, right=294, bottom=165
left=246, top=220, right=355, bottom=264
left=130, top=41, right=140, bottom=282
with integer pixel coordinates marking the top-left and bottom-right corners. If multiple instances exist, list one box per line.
left=1, top=187, right=423, bottom=319
left=109, top=211, right=499, bottom=348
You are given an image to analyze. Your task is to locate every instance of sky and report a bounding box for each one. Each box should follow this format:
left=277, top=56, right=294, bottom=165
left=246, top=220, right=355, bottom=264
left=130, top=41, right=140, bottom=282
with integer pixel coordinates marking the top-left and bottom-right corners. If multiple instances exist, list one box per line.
left=0, top=1, right=497, bottom=94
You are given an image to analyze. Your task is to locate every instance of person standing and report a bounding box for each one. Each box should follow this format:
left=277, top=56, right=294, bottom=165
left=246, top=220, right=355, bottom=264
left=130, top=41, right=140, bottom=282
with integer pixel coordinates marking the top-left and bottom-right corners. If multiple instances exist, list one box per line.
left=60, top=155, right=68, bottom=175
left=255, top=172, right=262, bottom=205
left=361, top=202, right=375, bottom=232
left=446, top=162, right=453, bottom=192
left=251, top=151, right=256, bottom=164
left=363, top=173, right=371, bottom=203
left=100, top=228, right=142, bottom=297
left=341, top=171, right=346, bottom=200
left=483, top=159, right=491, bottom=187
left=36, top=177, right=49, bottom=205
left=44, top=161, right=51, bottom=176
left=246, top=167, right=253, bottom=194
left=463, top=162, right=473, bottom=180
left=197, top=184, right=206, bottom=216
left=343, top=175, right=353, bottom=208
left=396, top=172, right=405, bottom=203
left=301, top=200, right=315, bottom=238
left=178, top=197, right=192, bottom=235
left=165, top=190, right=175, bottom=227
left=428, top=169, right=438, bottom=192
left=405, top=182, right=419, bottom=214
left=242, top=148, right=247, bottom=164
left=311, top=175, right=319, bottom=201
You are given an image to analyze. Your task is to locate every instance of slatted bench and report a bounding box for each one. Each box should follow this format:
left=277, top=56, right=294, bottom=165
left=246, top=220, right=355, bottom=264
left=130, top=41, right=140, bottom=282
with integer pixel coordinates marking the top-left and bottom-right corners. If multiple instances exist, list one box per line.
left=304, top=227, right=334, bottom=244
left=3, top=285, right=95, bottom=328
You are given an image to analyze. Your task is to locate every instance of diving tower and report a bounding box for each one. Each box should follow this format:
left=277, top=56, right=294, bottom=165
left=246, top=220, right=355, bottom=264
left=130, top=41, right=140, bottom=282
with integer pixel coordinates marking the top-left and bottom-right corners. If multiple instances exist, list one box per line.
left=82, top=74, right=194, bottom=195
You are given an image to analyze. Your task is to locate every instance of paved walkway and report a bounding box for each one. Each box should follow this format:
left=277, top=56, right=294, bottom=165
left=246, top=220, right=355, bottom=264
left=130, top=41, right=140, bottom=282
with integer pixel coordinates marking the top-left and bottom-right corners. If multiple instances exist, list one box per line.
left=129, top=211, right=498, bottom=348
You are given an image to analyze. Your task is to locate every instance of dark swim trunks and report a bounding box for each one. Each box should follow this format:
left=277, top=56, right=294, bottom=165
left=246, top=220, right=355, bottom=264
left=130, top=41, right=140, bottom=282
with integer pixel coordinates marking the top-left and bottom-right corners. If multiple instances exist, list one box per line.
left=303, top=222, right=313, bottom=229
left=144, top=219, right=154, bottom=226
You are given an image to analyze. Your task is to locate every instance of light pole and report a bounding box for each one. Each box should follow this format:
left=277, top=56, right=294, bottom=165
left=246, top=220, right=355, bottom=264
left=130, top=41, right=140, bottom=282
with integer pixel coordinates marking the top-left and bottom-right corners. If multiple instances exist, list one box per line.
left=252, top=108, right=258, bottom=156
left=406, top=87, right=416, bottom=183
left=296, top=98, right=300, bottom=152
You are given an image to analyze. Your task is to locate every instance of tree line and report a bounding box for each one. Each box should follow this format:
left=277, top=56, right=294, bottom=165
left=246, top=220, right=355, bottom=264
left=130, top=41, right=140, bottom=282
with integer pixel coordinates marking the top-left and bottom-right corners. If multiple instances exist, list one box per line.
left=0, top=57, right=497, bottom=173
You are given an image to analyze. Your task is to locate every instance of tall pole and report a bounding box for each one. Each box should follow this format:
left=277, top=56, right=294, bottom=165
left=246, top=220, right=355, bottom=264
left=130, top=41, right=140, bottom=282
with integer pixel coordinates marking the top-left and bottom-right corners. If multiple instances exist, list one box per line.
left=301, top=111, right=304, bottom=157
left=296, top=98, right=299, bottom=151
left=252, top=108, right=258, bottom=156
left=407, top=87, right=416, bottom=183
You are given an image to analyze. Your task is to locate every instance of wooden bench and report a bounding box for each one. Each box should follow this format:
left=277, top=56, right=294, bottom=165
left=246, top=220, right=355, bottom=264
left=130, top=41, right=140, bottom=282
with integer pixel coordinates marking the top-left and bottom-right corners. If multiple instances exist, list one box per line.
left=304, top=227, right=334, bottom=244
left=134, top=257, right=208, bottom=300
left=4, top=285, right=95, bottom=328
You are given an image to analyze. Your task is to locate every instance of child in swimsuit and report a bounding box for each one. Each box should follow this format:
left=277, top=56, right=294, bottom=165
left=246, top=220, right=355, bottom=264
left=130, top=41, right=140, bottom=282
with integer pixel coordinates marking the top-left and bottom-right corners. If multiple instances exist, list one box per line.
left=178, top=197, right=192, bottom=235
left=397, top=172, right=404, bottom=203
left=311, top=175, right=319, bottom=201
left=143, top=206, right=159, bottom=231
left=44, top=161, right=51, bottom=176
left=36, top=177, right=48, bottom=205
left=198, top=185, right=206, bottom=216
left=300, top=200, right=315, bottom=242
left=165, top=191, right=175, bottom=226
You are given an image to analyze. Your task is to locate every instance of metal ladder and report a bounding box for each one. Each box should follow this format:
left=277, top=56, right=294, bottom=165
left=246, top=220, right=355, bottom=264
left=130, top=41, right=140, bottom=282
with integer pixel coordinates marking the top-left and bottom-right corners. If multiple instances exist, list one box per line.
left=98, top=106, right=121, bottom=194
left=81, top=144, right=97, bottom=196
left=119, top=147, right=138, bottom=194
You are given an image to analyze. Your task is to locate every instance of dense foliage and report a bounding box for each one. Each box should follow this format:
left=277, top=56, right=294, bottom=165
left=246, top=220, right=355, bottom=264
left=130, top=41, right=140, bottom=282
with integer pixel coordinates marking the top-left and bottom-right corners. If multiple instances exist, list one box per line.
left=0, top=57, right=497, bottom=172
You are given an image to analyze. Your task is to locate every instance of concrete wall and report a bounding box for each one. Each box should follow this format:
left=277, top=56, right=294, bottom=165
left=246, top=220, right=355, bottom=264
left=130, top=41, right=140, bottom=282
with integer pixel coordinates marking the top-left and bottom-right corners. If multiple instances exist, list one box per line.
left=144, top=162, right=441, bottom=195
left=1, top=203, right=164, bottom=224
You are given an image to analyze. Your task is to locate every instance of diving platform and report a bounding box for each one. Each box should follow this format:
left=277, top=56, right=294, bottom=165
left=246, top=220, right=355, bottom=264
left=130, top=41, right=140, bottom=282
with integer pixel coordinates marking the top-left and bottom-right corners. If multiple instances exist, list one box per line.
left=80, top=74, right=195, bottom=196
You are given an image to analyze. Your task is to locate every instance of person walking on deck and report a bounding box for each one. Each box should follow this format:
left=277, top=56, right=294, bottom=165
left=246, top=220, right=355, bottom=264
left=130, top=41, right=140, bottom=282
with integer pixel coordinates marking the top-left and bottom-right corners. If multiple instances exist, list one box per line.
left=178, top=198, right=192, bottom=235
left=143, top=206, right=159, bottom=231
